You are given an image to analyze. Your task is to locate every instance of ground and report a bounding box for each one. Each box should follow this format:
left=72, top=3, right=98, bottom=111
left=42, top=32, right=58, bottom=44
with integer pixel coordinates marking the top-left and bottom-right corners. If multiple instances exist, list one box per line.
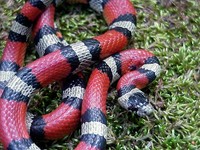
left=0, top=0, right=199, bottom=149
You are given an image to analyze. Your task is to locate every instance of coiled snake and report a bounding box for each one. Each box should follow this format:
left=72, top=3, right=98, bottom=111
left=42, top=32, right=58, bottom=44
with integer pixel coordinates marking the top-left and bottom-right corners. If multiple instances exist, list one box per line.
left=0, top=0, right=161, bottom=149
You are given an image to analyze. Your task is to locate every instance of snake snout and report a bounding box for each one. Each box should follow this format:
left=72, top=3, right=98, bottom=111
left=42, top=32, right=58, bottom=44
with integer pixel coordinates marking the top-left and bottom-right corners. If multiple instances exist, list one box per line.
left=136, top=103, right=154, bottom=117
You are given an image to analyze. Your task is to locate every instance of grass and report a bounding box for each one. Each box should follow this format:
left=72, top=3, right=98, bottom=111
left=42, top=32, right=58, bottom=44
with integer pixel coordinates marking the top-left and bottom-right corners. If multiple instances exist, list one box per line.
left=0, top=0, right=200, bottom=149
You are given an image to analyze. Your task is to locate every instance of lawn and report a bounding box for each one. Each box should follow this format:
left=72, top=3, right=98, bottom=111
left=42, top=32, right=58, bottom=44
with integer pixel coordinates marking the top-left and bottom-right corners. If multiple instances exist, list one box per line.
left=0, top=0, right=199, bottom=149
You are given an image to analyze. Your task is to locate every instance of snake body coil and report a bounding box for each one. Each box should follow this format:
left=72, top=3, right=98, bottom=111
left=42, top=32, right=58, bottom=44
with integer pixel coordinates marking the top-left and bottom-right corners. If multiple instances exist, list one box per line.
left=0, top=0, right=161, bottom=149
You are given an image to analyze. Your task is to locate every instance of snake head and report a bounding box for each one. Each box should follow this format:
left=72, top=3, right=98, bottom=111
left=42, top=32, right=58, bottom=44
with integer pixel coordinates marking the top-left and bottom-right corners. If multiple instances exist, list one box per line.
left=118, top=88, right=154, bottom=117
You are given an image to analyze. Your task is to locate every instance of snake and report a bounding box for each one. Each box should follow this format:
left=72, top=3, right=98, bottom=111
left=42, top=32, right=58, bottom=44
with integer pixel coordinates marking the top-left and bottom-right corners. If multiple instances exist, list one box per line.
left=0, top=0, right=161, bottom=149
left=28, top=4, right=86, bottom=141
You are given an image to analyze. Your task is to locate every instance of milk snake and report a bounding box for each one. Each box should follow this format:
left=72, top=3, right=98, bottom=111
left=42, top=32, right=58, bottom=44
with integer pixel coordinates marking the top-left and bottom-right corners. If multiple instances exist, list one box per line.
left=0, top=0, right=161, bottom=149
